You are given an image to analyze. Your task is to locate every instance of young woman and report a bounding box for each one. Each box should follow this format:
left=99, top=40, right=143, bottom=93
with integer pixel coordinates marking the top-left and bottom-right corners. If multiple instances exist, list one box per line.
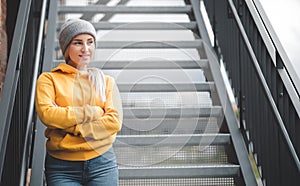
left=35, top=19, right=122, bottom=186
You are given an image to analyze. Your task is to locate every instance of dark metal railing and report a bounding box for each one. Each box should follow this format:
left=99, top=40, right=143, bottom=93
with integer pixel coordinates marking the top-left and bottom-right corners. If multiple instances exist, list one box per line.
left=203, top=0, right=300, bottom=185
left=0, top=0, right=47, bottom=185
left=190, top=0, right=258, bottom=185
left=19, top=0, right=48, bottom=185
left=0, top=0, right=33, bottom=181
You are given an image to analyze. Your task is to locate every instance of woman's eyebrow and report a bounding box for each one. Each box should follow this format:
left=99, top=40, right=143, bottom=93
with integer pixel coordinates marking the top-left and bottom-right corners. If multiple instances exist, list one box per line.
left=72, top=37, right=93, bottom=41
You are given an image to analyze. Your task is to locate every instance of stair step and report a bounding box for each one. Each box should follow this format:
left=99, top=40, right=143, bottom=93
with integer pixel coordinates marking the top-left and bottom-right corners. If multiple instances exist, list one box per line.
left=120, top=118, right=220, bottom=135
left=115, top=145, right=229, bottom=166
left=94, top=59, right=207, bottom=69
left=119, top=164, right=240, bottom=179
left=58, top=5, right=192, bottom=14
left=115, top=134, right=230, bottom=147
left=123, top=106, right=223, bottom=118
left=57, top=22, right=197, bottom=30
left=96, top=40, right=203, bottom=49
left=55, top=40, right=203, bottom=49
left=53, top=60, right=208, bottom=69
left=119, top=177, right=235, bottom=185
left=117, top=82, right=214, bottom=92
left=121, top=91, right=212, bottom=108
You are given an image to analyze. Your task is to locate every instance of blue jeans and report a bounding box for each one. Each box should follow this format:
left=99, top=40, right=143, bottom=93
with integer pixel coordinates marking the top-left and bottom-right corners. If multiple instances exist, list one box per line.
left=45, top=148, right=118, bottom=186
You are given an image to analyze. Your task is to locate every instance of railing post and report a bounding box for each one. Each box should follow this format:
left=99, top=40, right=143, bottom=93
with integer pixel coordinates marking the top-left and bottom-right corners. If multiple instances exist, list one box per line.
left=19, top=0, right=48, bottom=185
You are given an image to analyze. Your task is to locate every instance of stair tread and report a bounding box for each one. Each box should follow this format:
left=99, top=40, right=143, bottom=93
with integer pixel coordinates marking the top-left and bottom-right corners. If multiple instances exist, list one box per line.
left=58, top=5, right=192, bottom=14
left=119, top=164, right=240, bottom=169
left=53, top=59, right=208, bottom=69
left=118, top=164, right=240, bottom=179
left=55, top=40, right=203, bottom=49
left=123, top=106, right=222, bottom=118
left=120, top=118, right=220, bottom=135
left=96, top=40, right=203, bottom=49
left=117, top=82, right=215, bottom=92
left=57, top=22, right=197, bottom=30
left=117, top=133, right=229, bottom=137
left=115, top=133, right=230, bottom=146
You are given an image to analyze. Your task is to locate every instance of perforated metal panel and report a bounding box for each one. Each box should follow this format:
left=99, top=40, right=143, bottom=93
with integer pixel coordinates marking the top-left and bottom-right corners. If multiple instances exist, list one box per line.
left=115, top=146, right=229, bottom=167
left=121, top=92, right=212, bottom=108
left=120, top=178, right=235, bottom=186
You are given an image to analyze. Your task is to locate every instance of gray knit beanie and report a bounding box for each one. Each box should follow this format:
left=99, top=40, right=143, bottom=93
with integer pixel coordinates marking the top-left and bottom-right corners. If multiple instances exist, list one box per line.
left=58, top=19, right=97, bottom=54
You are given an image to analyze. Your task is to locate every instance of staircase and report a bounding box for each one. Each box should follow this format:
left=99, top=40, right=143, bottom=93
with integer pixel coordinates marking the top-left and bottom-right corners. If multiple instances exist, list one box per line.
left=36, top=0, right=257, bottom=185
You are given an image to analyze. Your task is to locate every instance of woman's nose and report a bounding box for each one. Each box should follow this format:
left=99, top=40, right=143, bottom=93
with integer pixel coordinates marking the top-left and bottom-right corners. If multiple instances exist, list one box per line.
left=81, top=43, right=89, bottom=52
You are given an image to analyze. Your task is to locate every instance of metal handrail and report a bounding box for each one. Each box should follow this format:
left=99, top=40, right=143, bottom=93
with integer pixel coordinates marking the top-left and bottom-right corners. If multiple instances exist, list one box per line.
left=19, top=0, right=48, bottom=185
left=227, top=0, right=300, bottom=171
left=245, top=0, right=300, bottom=116
left=0, top=0, right=32, bottom=178
left=251, top=0, right=300, bottom=99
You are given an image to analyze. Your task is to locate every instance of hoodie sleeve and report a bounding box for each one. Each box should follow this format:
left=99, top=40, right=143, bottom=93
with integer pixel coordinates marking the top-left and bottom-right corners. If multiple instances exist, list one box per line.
left=35, top=72, right=103, bottom=129
left=78, top=76, right=123, bottom=139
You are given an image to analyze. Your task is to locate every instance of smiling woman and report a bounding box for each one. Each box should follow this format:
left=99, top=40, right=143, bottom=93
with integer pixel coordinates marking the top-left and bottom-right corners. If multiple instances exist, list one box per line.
left=66, top=34, right=95, bottom=70
left=35, top=19, right=123, bottom=186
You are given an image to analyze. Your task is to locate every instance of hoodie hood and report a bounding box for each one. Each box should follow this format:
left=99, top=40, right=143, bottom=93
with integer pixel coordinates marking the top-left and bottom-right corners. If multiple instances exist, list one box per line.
left=51, top=63, right=78, bottom=74
left=51, top=63, right=107, bottom=102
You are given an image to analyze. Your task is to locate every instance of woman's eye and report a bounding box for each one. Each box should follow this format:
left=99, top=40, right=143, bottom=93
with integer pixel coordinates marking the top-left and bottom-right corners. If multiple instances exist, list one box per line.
left=73, top=41, right=82, bottom=45
left=88, top=41, right=94, bottom=45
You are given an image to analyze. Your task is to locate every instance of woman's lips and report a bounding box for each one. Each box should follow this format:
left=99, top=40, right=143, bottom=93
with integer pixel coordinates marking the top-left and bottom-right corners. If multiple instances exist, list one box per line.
left=79, top=55, right=90, bottom=60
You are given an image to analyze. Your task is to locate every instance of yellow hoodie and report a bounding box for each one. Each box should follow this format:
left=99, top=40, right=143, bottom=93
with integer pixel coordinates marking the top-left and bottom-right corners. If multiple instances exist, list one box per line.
left=35, top=63, right=122, bottom=161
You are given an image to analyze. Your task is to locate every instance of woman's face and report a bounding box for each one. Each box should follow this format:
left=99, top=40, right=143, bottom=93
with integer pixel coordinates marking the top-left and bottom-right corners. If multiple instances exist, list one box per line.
left=67, top=34, right=95, bottom=70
